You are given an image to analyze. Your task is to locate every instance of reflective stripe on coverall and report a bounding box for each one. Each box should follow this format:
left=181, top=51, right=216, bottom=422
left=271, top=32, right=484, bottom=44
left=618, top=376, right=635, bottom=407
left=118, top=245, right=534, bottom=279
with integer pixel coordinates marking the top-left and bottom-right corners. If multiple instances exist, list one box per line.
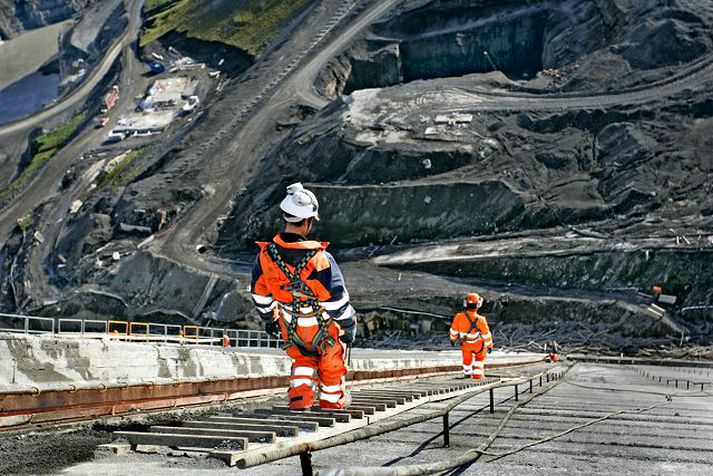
left=450, top=311, right=493, bottom=379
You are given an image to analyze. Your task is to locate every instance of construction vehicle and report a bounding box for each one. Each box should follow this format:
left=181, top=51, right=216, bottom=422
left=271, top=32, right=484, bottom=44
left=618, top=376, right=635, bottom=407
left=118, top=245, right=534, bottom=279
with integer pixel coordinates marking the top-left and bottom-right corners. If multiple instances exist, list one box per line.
left=148, top=61, right=166, bottom=74
left=101, top=85, right=119, bottom=113
left=105, top=131, right=126, bottom=144
left=181, top=95, right=200, bottom=114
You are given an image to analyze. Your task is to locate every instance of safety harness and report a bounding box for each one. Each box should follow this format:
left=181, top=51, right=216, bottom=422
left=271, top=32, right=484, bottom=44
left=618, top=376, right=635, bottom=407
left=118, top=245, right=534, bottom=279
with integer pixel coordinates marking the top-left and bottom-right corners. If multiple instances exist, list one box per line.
left=266, top=243, right=335, bottom=357
left=459, top=312, right=484, bottom=348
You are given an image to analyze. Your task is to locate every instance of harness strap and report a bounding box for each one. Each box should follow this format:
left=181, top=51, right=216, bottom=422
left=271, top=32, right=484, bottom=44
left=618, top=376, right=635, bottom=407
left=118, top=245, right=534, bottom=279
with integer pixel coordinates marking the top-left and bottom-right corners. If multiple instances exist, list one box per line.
left=266, top=243, right=335, bottom=355
left=465, top=313, right=480, bottom=336
left=457, top=313, right=482, bottom=346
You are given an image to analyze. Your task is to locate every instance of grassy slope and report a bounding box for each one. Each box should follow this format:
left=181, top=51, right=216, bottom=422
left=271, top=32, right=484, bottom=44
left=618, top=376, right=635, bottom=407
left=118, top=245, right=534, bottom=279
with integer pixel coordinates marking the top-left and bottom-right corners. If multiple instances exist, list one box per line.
left=0, top=111, right=87, bottom=201
left=33, top=111, right=87, bottom=153
left=99, top=148, right=147, bottom=188
left=141, top=0, right=312, bottom=55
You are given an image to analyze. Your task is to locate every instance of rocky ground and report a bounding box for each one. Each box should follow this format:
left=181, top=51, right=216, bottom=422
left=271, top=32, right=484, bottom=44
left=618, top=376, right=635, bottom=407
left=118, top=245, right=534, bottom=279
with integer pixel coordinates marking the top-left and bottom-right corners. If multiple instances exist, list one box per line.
left=217, top=0, right=713, bottom=352
left=0, top=0, right=97, bottom=39
left=0, top=0, right=711, bottom=356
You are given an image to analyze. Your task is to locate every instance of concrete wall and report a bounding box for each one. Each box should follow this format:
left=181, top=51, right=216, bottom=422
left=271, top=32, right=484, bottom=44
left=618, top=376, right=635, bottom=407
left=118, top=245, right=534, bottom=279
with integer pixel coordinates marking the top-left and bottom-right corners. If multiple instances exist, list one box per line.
left=0, top=332, right=543, bottom=392
left=0, top=333, right=292, bottom=392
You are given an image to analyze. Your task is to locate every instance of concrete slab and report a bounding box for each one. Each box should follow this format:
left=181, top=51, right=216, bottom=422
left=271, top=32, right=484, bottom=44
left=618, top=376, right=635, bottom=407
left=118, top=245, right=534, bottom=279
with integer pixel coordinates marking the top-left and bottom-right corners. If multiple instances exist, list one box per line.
left=114, top=431, right=248, bottom=450
left=149, top=426, right=276, bottom=443
left=184, top=421, right=300, bottom=437
left=207, top=416, right=318, bottom=432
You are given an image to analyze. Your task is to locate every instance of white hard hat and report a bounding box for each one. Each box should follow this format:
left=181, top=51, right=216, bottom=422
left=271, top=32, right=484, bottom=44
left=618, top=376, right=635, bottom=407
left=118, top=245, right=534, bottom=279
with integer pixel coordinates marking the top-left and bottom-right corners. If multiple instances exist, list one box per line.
left=279, top=182, right=319, bottom=221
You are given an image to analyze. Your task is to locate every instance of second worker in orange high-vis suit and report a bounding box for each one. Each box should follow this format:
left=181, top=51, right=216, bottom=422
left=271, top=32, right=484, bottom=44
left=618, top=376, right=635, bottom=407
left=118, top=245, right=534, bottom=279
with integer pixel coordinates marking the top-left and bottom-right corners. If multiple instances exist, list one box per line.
left=250, top=183, right=357, bottom=410
left=450, top=293, right=493, bottom=379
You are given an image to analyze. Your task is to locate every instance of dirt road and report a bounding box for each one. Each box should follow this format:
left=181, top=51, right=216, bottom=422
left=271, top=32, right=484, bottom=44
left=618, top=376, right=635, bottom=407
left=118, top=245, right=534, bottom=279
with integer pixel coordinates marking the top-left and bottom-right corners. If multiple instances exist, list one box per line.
left=0, top=0, right=145, bottom=241
left=0, top=0, right=143, bottom=140
left=159, top=0, right=403, bottom=271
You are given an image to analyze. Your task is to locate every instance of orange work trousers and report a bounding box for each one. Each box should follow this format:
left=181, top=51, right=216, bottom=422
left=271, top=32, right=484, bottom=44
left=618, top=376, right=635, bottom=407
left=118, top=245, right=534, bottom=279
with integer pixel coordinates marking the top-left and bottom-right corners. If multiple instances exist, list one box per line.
left=461, top=341, right=487, bottom=379
left=280, top=319, right=348, bottom=410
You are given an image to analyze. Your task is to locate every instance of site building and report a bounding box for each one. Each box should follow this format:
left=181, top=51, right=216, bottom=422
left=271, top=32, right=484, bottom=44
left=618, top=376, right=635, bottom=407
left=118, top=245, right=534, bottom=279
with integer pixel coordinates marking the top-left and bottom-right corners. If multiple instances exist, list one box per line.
left=142, top=77, right=197, bottom=110
left=112, top=110, right=175, bottom=136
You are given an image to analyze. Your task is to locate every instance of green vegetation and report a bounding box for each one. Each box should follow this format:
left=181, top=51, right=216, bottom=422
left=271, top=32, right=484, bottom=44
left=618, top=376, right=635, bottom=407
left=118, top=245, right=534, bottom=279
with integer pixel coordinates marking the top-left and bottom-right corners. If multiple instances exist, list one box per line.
left=32, top=111, right=87, bottom=154
left=99, top=149, right=147, bottom=188
left=0, top=148, right=57, bottom=201
left=144, top=0, right=176, bottom=14
left=0, top=111, right=87, bottom=201
left=141, top=0, right=312, bottom=55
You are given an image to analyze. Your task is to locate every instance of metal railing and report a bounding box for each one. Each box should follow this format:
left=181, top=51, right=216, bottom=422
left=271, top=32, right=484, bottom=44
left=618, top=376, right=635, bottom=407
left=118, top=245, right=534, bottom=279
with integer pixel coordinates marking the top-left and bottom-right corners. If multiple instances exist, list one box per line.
left=0, top=313, right=279, bottom=349
left=0, top=312, right=55, bottom=334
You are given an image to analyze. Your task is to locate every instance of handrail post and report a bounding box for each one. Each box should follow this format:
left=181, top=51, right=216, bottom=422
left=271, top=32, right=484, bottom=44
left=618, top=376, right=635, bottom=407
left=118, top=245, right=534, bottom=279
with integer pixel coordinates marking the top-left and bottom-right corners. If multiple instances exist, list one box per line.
left=442, top=413, right=450, bottom=447
left=300, top=451, right=313, bottom=476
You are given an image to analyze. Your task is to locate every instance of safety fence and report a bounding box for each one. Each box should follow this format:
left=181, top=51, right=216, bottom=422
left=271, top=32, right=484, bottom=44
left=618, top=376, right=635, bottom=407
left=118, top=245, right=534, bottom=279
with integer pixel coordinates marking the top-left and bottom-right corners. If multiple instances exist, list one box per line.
left=0, top=312, right=279, bottom=349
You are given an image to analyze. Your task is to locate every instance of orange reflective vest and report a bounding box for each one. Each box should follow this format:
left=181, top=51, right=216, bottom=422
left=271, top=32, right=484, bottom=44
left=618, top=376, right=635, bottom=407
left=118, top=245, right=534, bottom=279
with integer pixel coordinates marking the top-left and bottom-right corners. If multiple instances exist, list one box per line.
left=250, top=234, right=355, bottom=324
left=450, top=311, right=493, bottom=348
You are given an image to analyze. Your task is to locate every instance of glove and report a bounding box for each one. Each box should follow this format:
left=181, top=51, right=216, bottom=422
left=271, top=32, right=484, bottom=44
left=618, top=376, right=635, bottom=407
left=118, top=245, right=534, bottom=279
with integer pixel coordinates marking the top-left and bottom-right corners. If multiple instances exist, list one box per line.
left=487, top=347, right=493, bottom=354
left=450, top=340, right=456, bottom=347
left=264, top=319, right=280, bottom=338
left=339, top=318, right=357, bottom=344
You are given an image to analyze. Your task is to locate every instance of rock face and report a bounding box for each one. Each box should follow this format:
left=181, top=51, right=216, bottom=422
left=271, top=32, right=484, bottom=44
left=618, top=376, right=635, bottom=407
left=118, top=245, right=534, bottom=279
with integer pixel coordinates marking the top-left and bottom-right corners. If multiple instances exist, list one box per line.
left=223, top=93, right=713, bottom=248
left=215, top=0, right=713, bottom=346
left=244, top=181, right=526, bottom=247
left=0, top=0, right=94, bottom=38
left=17, top=0, right=92, bottom=29
left=4, top=0, right=711, bottom=352
left=0, top=1, right=18, bottom=39
left=316, top=0, right=713, bottom=98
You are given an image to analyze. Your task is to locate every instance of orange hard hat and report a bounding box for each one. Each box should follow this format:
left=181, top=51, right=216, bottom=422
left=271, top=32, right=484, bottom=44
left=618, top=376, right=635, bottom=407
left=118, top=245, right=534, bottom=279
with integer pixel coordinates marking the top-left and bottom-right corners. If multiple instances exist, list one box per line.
left=464, top=293, right=483, bottom=309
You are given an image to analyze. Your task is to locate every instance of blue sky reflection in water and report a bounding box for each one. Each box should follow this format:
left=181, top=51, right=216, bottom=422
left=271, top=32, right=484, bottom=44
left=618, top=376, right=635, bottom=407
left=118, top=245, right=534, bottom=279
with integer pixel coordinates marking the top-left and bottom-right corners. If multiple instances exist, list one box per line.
left=0, top=71, right=60, bottom=125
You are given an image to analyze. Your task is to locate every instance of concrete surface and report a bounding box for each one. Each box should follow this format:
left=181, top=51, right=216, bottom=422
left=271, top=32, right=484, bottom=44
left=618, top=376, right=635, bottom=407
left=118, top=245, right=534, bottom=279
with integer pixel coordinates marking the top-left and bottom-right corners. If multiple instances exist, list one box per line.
left=0, top=332, right=543, bottom=392
left=54, top=362, right=713, bottom=475
left=240, top=363, right=713, bottom=475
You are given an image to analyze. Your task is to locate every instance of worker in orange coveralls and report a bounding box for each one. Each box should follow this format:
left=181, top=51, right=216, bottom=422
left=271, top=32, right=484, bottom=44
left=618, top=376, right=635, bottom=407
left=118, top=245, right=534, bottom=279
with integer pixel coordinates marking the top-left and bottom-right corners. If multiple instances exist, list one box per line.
left=545, top=340, right=561, bottom=363
left=450, top=293, right=493, bottom=379
left=250, top=183, right=357, bottom=410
